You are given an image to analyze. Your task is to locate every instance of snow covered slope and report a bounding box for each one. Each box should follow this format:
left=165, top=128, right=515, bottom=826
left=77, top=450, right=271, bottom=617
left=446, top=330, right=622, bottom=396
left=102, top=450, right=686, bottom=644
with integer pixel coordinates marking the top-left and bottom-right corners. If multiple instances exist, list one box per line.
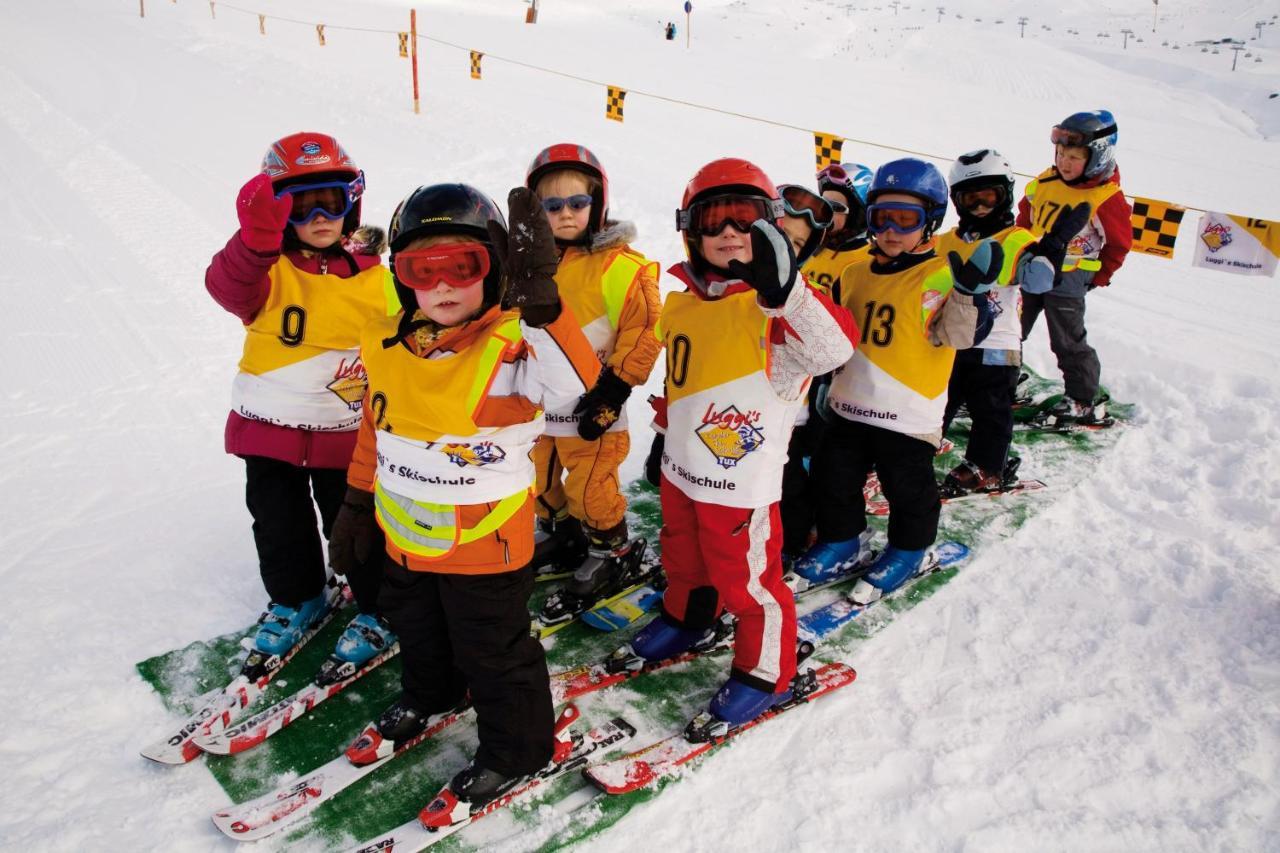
left=1, top=0, right=1277, bottom=849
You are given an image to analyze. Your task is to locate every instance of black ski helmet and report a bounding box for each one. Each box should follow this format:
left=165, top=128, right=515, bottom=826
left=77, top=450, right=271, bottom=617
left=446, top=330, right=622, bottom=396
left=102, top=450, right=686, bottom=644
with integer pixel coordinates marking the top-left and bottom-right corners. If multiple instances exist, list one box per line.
left=387, top=183, right=508, bottom=313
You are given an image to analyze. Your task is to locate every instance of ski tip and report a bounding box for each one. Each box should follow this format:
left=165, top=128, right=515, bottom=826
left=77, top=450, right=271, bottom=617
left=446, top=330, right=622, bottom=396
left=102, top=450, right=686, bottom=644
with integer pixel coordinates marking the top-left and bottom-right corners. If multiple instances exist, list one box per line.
left=139, top=739, right=202, bottom=765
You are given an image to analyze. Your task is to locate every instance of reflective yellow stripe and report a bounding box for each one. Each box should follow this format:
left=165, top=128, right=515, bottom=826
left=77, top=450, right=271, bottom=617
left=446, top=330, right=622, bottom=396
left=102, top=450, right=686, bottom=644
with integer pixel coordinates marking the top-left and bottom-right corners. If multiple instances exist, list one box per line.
left=921, top=265, right=954, bottom=329
left=464, top=317, right=522, bottom=416
left=375, top=481, right=528, bottom=559
left=600, top=254, right=651, bottom=330
left=382, top=268, right=402, bottom=315
left=1062, top=257, right=1103, bottom=272
left=457, top=490, right=528, bottom=543
left=998, top=231, right=1036, bottom=285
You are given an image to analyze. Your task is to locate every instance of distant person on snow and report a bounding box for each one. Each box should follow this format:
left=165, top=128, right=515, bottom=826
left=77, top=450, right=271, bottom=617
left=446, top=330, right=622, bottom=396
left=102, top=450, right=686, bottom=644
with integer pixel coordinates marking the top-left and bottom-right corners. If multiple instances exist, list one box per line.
left=522, top=144, right=662, bottom=624
left=327, top=184, right=602, bottom=809
left=937, top=148, right=1091, bottom=495
left=1017, top=110, right=1133, bottom=426
left=792, top=159, right=1001, bottom=602
left=666, top=21, right=677, bottom=40
left=204, top=132, right=398, bottom=674
left=635, top=158, right=856, bottom=729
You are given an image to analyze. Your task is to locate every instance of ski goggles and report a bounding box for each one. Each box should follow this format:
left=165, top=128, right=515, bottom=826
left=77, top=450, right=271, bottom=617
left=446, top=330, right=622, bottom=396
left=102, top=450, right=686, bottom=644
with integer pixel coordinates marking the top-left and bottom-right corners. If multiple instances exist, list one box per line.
left=778, top=185, right=835, bottom=230
left=393, top=243, right=491, bottom=290
left=867, top=202, right=928, bottom=234
left=540, top=193, right=593, bottom=214
left=277, top=172, right=365, bottom=225
left=676, top=194, right=785, bottom=237
left=954, top=185, right=1007, bottom=211
left=1049, top=123, right=1115, bottom=147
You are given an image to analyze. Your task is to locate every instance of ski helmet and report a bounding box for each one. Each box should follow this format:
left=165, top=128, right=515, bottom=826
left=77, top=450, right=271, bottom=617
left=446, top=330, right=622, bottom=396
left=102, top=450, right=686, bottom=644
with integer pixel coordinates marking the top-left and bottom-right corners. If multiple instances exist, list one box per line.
left=526, top=143, right=609, bottom=235
left=948, top=148, right=1015, bottom=220
left=387, top=183, right=508, bottom=313
left=260, top=132, right=363, bottom=233
left=1051, top=110, right=1118, bottom=181
left=676, top=158, right=781, bottom=271
left=817, top=162, right=873, bottom=247
left=867, top=158, right=949, bottom=238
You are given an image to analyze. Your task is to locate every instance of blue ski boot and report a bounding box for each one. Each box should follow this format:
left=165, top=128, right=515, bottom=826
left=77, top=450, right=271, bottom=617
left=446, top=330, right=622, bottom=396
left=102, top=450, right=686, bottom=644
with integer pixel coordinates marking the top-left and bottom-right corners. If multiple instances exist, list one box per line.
left=708, top=676, right=791, bottom=728
left=335, top=613, right=397, bottom=665
left=253, top=590, right=334, bottom=657
left=791, top=530, right=874, bottom=585
left=848, top=545, right=927, bottom=605
left=631, top=617, right=712, bottom=661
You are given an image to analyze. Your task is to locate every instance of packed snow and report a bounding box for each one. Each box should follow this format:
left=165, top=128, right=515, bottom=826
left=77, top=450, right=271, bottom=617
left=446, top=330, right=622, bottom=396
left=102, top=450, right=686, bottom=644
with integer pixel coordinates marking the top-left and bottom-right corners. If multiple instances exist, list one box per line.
left=1, top=0, right=1277, bottom=850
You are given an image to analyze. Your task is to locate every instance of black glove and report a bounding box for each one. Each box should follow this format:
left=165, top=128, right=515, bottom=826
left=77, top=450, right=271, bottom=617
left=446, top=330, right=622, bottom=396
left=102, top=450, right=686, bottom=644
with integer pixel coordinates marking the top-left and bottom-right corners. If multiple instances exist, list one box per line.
left=726, top=220, right=799, bottom=309
left=645, top=433, right=665, bottom=488
left=328, top=487, right=378, bottom=577
left=947, top=238, right=1005, bottom=297
left=574, top=367, right=632, bottom=440
left=1029, top=202, right=1092, bottom=272
left=489, top=187, right=560, bottom=322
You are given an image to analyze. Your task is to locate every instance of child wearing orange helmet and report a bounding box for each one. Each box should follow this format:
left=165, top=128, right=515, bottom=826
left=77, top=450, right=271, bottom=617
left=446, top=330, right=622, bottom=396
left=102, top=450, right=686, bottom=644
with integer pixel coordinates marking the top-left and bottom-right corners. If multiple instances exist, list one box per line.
left=205, top=132, right=398, bottom=674
left=631, top=158, right=857, bottom=730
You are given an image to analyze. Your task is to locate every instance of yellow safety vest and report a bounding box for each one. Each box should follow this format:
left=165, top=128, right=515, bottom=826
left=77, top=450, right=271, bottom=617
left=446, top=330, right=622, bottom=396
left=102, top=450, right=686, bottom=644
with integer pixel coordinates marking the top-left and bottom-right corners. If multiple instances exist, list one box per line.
left=1023, top=168, right=1121, bottom=273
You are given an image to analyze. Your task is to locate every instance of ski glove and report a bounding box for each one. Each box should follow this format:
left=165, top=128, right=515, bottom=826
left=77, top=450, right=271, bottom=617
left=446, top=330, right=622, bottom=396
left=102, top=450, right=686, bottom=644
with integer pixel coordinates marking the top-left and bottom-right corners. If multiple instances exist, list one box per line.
left=328, top=486, right=379, bottom=578
left=644, top=433, right=665, bottom=488
left=947, top=238, right=1004, bottom=297
left=726, top=220, right=799, bottom=309
left=1030, top=202, right=1092, bottom=273
left=489, top=187, right=561, bottom=325
left=574, top=367, right=633, bottom=441
left=237, top=173, right=292, bottom=254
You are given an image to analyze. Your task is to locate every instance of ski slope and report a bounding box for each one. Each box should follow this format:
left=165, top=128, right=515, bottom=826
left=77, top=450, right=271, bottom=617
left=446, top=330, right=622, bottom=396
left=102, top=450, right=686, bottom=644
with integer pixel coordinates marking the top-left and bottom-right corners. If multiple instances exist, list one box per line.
left=1, top=0, right=1277, bottom=850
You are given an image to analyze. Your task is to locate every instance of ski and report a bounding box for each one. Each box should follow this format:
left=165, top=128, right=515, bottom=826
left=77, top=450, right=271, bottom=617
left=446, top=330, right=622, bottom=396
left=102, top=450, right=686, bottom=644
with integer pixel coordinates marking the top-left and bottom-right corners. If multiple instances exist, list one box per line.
left=193, top=642, right=401, bottom=756
left=866, top=479, right=1048, bottom=516
left=579, top=583, right=664, bottom=631
left=347, top=706, right=635, bottom=853
left=140, top=580, right=348, bottom=765
left=583, top=662, right=856, bottom=795
left=796, top=540, right=971, bottom=642
left=210, top=704, right=470, bottom=841
left=534, top=539, right=655, bottom=639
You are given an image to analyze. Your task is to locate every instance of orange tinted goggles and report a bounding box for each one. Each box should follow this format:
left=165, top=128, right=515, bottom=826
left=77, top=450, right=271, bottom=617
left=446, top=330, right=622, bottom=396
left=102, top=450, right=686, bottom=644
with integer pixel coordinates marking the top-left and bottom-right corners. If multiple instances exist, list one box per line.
left=394, top=244, right=491, bottom=290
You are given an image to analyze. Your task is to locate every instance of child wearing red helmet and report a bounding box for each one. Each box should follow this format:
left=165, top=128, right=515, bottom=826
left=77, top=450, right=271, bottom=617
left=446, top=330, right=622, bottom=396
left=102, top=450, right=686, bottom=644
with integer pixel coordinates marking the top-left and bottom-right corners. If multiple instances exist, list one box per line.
left=632, top=158, right=857, bottom=729
left=521, top=144, right=663, bottom=623
left=204, top=133, right=398, bottom=673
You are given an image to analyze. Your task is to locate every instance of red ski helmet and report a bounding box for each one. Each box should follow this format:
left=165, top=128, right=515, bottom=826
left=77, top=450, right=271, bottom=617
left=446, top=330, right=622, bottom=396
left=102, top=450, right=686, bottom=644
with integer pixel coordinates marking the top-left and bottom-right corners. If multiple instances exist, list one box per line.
left=260, top=132, right=363, bottom=233
left=526, top=143, right=609, bottom=234
left=677, top=158, right=780, bottom=270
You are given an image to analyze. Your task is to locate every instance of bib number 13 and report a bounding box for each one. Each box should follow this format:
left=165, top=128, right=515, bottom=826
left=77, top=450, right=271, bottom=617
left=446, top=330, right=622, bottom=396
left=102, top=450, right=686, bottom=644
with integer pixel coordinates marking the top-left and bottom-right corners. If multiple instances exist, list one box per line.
left=860, top=301, right=895, bottom=347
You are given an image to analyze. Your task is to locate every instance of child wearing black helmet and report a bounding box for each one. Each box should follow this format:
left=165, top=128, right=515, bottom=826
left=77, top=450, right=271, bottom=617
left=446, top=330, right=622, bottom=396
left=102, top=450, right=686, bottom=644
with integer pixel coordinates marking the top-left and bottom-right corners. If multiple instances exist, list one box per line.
left=326, top=184, right=602, bottom=810
left=794, top=158, right=1002, bottom=603
left=1017, top=110, right=1133, bottom=425
left=937, top=148, right=1091, bottom=494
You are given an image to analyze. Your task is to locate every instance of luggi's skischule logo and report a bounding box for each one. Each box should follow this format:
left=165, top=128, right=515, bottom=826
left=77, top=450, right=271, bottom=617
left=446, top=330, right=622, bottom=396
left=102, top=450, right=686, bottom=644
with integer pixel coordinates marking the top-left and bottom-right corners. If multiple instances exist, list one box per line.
left=1200, top=221, right=1233, bottom=253
left=696, top=403, right=764, bottom=469
left=441, top=441, right=507, bottom=468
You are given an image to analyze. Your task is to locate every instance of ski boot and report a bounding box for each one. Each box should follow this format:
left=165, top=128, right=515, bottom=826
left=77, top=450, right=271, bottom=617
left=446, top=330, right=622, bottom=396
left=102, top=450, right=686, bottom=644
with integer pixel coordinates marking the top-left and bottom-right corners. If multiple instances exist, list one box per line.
left=1046, top=393, right=1111, bottom=427
left=603, top=613, right=734, bottom=674
left=316, top=613, right=397, bottom=686
left=251, top=588, right=337, bottom=658
left=346, top=696, right=466, bottom=765
left=790, top=529, right=875, bottom=587
left=530, top=515, right=588, bottom=580
left=538, top=526, right=646, bottom=626
left=446, top=760, right=525, bottom=812
left=847, top=545, right=927, bottom=606
left=708, top=677, right=791, bottom=728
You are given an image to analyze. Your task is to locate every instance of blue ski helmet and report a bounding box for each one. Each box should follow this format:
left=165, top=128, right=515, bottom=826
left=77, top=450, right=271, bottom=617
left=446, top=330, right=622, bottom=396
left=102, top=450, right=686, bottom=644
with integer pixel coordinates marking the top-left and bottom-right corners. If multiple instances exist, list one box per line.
left=1051, top=110, right=1118, bottom=181
left=867, top=158, right=949, bottom=237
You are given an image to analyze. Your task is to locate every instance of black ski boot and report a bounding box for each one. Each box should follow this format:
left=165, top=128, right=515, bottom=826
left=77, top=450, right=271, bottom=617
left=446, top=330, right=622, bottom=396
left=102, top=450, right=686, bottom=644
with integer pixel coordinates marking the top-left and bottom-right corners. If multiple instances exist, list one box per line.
left=448, top=760, right=525, bottom=811
left=537, top=533, right=650, bottom=627
left=530, top=515, right=589, bottom=579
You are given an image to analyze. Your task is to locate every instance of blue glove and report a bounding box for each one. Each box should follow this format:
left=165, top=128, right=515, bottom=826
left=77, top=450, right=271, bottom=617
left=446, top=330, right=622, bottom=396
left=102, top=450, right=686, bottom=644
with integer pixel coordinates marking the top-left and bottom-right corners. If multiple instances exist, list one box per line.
left=1019, top=254, right=1056, bottom=295
left=947, top=239, right=1004, bottom=297
left=726, top=220, right=799, bottom=309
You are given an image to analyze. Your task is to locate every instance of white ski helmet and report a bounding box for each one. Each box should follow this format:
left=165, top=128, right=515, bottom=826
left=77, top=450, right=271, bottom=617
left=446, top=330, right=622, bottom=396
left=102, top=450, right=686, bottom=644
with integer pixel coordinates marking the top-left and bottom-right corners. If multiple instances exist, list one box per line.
left=948, top=148, right=1015, bottom=216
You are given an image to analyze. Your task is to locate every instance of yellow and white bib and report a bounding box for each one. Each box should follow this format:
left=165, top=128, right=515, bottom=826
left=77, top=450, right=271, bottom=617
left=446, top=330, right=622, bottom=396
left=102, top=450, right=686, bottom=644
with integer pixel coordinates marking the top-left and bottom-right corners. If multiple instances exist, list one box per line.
left=231, top=257, right=395, bottom=431
left=1023, top=168, right=1121, bottom=273
left=827, top=258, right=956, bottom=436
left=659, top=289, right=804, bottom=508
left=936, top=225, right=1034, bottom=352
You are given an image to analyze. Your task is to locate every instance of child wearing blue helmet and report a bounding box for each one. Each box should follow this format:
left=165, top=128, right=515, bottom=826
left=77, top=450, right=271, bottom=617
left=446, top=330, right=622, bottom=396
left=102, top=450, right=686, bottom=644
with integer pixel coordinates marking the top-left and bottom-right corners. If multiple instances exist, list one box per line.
left=1016, top=110, right=1133, bottom=425
left=793, top=158, right=1002, bottom=603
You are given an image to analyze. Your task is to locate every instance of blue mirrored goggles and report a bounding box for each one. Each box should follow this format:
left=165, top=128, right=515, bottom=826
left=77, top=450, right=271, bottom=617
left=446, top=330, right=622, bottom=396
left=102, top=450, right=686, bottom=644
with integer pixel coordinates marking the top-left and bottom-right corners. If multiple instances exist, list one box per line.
left=540, top=193, right=593, bottom=214
left=276, top=172, right=365, bottom=226
left=867, top=201, right=928, bottom=235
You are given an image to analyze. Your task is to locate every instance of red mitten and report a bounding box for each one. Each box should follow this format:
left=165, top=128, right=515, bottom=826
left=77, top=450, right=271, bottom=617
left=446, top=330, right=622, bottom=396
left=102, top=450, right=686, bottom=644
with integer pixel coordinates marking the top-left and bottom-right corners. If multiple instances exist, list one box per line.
left=236, top=173, right=292, bottom=253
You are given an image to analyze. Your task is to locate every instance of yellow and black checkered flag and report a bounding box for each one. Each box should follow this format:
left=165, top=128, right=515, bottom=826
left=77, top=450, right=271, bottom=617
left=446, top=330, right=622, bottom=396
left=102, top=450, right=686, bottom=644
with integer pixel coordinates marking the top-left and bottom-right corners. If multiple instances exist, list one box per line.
left=1130, top=196, right=1186, bottom=259
left=605, top=86, right=626, bottom=123
left=470, top=51, right=483, bottom=80
left=814, top=132, right=844, bottom=172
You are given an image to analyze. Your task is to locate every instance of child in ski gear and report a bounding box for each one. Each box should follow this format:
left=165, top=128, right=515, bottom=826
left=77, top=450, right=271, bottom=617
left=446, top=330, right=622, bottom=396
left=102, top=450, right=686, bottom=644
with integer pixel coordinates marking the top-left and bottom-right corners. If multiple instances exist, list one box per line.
left=936, top=148, right=1090, bottom=494
left=774, top=184, right=838, bottom=562
left=804, top=162, right=875, bottom=296
left=523, top=144, right=662, bottom=618
left=633, top=159, right=857, bottom=727
left=204, top=132, right=396, bottom=660
left=1017, top=110, right=1133, bottom=424
left=795, top=158, right=1002, bottom=604
left=327, top=182, right=602, bottom=805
